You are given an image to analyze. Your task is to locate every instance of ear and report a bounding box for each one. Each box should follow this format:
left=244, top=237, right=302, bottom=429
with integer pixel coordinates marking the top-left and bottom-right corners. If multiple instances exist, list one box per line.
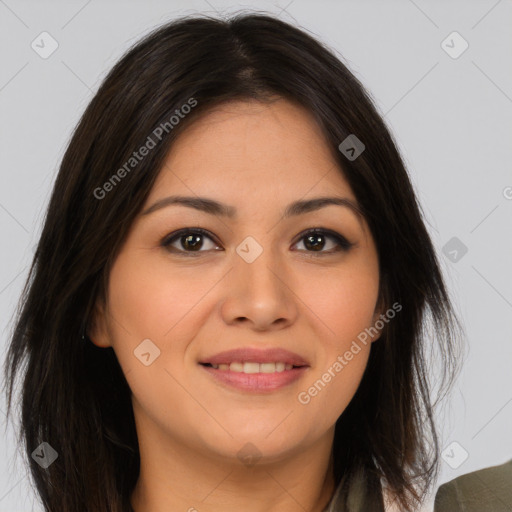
left=87, top=296, right=112, bottom=348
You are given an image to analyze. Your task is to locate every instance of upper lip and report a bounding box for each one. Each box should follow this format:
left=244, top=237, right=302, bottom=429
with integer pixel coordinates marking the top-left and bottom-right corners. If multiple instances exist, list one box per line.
left=200, top=347, right=309, bottom=366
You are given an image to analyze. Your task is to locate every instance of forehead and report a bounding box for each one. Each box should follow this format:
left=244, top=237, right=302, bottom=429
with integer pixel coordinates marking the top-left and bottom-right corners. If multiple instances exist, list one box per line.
left=148, top=98, right=355, bottom=204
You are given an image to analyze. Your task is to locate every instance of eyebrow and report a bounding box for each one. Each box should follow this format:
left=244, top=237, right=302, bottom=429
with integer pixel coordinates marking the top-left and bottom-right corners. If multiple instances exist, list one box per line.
left=141, top=195, right=364, bottom=222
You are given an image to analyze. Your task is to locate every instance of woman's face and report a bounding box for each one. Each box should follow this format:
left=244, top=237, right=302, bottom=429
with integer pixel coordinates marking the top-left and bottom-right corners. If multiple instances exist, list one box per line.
left=91, top=98, right=382, bottom=464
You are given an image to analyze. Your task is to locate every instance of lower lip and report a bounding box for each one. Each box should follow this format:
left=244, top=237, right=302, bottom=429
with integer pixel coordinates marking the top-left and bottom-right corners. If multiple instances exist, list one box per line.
left=200, top=364, right=308, bottom=392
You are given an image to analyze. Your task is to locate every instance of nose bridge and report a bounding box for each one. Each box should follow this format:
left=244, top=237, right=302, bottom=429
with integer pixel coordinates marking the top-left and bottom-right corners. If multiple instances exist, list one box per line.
left=220, top=235, right=297, bottom=329
left=235, top=236, right=285, bottom=299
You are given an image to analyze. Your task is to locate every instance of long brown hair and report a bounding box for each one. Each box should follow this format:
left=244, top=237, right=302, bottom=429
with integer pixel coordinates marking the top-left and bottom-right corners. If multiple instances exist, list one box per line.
left=3, top=12, right=463, bottom=512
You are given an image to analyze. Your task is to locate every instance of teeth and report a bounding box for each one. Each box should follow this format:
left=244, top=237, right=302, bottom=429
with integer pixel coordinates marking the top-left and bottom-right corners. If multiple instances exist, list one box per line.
left=230, top=362, right=244, bottom=372
left=243, top=362, right=260, bottom=374
left=208, top=362, right=297, bottom=373
left=260, top=362, right=276, bottom=373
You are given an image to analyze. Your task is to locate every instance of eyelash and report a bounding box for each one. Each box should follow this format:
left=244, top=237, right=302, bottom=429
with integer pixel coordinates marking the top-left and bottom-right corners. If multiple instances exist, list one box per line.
left=160, top=227, right=354, bottom=256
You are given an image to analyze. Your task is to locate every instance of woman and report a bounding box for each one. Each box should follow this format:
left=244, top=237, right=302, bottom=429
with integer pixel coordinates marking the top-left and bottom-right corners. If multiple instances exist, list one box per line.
left=3, top=12, right=463, bottom=512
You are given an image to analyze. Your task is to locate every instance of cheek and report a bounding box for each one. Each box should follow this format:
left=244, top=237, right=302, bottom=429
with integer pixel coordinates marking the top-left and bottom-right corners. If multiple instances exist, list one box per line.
left=103, top=253, right=218, bottom=428
left=297, top=345, right=370, bottom=429
left=296, top=258, right=380, bottom=348
left=107, top=251, right=217, bottom=344
left=291, top=259, right=378, bottom=417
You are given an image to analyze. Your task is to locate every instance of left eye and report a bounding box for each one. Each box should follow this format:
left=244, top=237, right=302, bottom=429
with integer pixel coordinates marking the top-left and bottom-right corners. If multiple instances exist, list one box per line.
left=292, top=228, right=353, bottom=254
left=161, top=228, right=353, bottom=255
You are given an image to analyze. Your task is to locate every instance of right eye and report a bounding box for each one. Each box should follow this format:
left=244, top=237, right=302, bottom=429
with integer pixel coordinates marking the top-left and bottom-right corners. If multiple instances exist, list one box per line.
left=161, top=228, right=223, bottom=255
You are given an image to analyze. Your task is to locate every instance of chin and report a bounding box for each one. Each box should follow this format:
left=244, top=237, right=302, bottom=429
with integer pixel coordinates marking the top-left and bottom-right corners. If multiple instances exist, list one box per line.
left=200, top=424, right=305, bottom=462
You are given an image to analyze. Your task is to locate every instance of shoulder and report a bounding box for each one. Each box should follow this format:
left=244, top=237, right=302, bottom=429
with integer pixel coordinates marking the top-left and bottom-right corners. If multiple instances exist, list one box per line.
left=434, top=459, right=512, bottom=512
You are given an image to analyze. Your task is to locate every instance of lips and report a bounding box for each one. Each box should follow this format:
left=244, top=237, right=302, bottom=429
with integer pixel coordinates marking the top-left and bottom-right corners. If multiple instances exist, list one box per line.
left=199, top=347, right=309, bottom=367
left=199, top=347, right=310, bottom=392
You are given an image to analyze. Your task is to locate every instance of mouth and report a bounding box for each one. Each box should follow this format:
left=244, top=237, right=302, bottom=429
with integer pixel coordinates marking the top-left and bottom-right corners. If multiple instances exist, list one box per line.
left=199, top=347, right=309, bottom=367
left=199, top=361, right=306, bottom=373
left=198, top=348, right=310, bottom=392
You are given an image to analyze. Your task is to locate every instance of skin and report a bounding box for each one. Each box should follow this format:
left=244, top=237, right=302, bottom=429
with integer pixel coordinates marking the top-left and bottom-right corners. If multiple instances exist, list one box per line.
left=89, top=98, right=383, bottom=512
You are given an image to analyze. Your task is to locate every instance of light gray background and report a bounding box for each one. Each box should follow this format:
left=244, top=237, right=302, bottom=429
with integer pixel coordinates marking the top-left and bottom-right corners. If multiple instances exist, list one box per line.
left=1, top=1, right=511, bottom=510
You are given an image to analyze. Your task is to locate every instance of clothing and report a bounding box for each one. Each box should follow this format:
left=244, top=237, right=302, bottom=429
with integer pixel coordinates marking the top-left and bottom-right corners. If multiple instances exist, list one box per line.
left=434, top=458, right=512, bottom=512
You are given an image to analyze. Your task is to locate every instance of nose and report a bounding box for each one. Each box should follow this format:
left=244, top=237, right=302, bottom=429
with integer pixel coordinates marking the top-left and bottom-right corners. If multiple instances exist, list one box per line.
left=220, top=246, right=299, bottom=332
